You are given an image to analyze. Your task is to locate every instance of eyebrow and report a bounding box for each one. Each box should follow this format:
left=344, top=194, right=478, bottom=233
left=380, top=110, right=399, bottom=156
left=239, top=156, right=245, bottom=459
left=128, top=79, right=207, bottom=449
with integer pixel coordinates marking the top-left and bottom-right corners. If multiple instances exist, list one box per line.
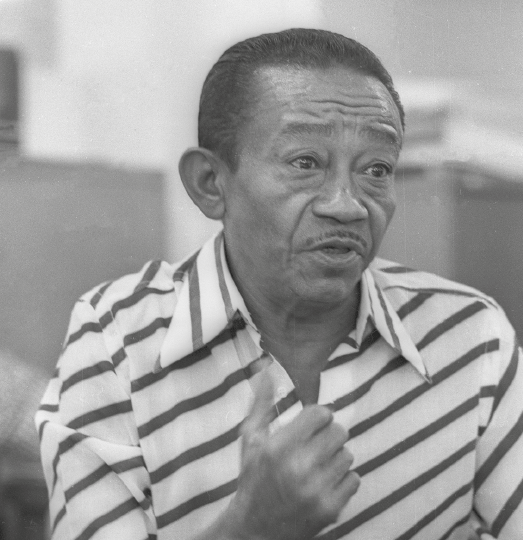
left=360, top=125, right=402, bottom=152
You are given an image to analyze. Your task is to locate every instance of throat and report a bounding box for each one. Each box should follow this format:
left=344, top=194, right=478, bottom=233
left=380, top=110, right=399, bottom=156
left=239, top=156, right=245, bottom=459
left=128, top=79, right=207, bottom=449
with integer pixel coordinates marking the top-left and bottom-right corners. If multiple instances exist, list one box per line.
left=262, top=340, right=335, bottom=405
left=288, top=366, right=322, bottom=405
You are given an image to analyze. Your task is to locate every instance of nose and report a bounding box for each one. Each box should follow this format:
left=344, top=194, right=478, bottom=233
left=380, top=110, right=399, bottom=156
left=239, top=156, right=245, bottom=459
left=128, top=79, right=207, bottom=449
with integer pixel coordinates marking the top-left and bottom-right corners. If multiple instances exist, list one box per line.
left=312, top=175, right=368, bottom=223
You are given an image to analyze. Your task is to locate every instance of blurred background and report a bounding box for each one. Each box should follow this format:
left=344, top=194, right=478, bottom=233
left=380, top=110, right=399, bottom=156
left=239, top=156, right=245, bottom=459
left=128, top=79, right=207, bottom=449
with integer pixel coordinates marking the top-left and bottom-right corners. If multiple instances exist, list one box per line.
left=1, top=0, right=523, bottom=538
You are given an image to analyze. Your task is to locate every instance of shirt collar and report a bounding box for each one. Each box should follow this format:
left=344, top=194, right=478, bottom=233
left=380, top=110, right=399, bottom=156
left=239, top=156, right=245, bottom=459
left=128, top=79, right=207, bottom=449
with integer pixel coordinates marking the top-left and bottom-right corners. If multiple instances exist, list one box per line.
left=158, top=232, right=430, bottom=382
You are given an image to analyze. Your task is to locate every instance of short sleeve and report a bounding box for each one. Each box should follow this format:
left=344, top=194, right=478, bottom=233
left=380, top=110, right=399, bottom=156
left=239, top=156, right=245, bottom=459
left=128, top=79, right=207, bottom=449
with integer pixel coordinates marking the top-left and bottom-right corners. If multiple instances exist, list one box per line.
left=473, top=307, right=523, bottom=539
left=36, top=298, right=157, bottom=540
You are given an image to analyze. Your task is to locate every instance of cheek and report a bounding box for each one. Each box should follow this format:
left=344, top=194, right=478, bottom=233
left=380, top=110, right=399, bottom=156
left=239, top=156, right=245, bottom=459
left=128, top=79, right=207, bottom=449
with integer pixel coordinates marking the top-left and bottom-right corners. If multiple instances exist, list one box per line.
left=368, top=194, right=396, bottom=240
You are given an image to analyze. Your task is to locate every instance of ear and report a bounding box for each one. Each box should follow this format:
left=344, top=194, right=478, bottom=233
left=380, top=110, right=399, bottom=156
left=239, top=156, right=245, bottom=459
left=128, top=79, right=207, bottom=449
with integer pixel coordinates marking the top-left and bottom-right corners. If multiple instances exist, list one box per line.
left=178, top=147, right=228, bottom=220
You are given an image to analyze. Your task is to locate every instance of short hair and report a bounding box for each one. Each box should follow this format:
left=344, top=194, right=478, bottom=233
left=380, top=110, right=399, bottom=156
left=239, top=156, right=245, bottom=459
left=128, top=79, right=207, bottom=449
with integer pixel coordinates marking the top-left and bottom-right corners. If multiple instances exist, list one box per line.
left=198, top=28, right=405, bottom=170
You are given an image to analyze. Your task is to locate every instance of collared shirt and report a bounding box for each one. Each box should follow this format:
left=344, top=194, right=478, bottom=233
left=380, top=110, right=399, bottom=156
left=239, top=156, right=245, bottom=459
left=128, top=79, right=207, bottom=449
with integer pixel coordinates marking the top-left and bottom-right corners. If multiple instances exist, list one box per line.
left=36, top=231, right=523, bottom=540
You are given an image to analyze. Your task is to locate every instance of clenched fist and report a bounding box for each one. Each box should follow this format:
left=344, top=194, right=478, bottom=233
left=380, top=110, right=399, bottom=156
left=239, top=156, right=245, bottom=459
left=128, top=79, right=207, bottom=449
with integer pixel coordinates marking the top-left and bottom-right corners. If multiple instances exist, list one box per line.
left=226, top=370, right=360, bottom=540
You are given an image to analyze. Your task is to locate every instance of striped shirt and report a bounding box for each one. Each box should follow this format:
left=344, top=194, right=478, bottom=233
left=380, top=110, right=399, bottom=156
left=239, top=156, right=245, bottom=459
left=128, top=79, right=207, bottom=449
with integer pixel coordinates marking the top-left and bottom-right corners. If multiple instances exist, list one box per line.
left=36, top=231, right=523, bottom=540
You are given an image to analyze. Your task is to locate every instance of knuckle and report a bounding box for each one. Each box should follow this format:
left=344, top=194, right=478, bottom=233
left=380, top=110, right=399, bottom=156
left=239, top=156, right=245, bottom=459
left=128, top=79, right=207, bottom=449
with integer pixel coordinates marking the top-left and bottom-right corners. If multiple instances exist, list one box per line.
left=340, top=447, right=354, bottom=468
left=307, top=404, right=333, bottom=424
left=345, top=471, right=361, bottom=495
left=329, top=422, right=349, bottom=445
left=317, top=497, right=341, bottom=523
left=263, top=438, right=281, bottom=463
left=287, top=454, right=307, bottom=479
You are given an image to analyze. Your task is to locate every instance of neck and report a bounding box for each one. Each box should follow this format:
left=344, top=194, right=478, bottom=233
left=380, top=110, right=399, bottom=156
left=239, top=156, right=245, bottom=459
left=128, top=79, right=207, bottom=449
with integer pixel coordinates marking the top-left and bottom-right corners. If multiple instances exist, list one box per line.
left=231, top=261, right=361, bottom=373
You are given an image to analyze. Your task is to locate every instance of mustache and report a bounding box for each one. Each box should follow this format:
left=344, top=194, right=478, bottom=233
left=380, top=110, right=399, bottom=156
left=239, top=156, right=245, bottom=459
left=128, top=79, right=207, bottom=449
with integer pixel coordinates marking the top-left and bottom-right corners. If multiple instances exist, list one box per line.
left=304, top=230, right=368, bottom=250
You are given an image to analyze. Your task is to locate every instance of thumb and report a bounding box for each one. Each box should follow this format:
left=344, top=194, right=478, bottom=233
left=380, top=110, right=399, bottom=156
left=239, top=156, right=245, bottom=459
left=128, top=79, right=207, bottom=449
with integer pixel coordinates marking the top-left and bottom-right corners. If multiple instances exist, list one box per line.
left=241, top=368, right=276, bottom=440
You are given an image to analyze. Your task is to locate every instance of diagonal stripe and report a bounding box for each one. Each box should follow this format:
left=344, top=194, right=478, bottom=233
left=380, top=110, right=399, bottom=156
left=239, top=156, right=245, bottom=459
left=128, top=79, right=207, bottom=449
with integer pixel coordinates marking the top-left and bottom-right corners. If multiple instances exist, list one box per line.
left=188, top=262, right=204, bottom=351
left=123, top=317, right=171, bottom=348
left=350, top=339, right=499, bottom=439
left=355, top=395, right=478, bottom=478
left=149, top=385, right=299, bottom=485
left=325, top=292, right=431, bottom=373
left=112, top=455, right=146, bottom=474
left=98, top=287, right=173, bottom=329
left=135, top=345, right=212, bottom=392
left=324, top=331, right=381, bottom=371
left=475, top=408, right=523, bottom=491
left=90, top=281, right=112, bottom=309
left=65, top=463, right=110, bottom=502
left=60, top=361, right=115, bottom=395
left=112, top=347, right=126, bottom=367
left=437, top=514, right=470, bottom=540
left=134, top=260, right=162, bottom=293
left=333, top=355, right=405, bottom=413
left=379, top=265, right=416, bottom=274
left=51, top=505, right=66, bottom=533
left=374, top=281, right=402, bottom=352
left=416, top=301, right=486, bottom=351
left=274, top=389, right=299, bottom=417
left=39, top=403, right=58, bottom=413
left=172, top=249, right=200, bottom=282
left=396, top=291, right=432, bottom=320
left=65, top=321, right=102, bottom=348
left=332, top=302, right=497, bottom=439
left=393, top=481, right=473, bottom=540
left=480, top=385, right=496, bottom=398
left=131, top=319, right=246, bottom=393
left=52, top=432, right=88, bottom=492
left=343, top=336, right=359, bottom=349
left=490, top=339, right=519, bottom=421
left=151, top=422, right=241, bottom=485
left=38, top=419, right=49, bottom=441
left=138, top=361, right=255, bottom=439
left=491, top=475, right=523, bottom=536
left=67, top=400, right=132, bottom=431
left=214, top=234, right=235, bottom=320
left=76, top=497, right=139, bottom=540
left=317, top=440, right=476, bottom=540
left=156, top=479, right=237, bottom=528
left=385, top=285, right=498, bottom=309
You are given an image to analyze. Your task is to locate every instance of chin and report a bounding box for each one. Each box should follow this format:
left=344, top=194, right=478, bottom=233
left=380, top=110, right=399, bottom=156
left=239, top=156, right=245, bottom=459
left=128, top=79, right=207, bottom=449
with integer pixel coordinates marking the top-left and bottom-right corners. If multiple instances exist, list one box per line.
left=291, top=277, right=359, bottom=308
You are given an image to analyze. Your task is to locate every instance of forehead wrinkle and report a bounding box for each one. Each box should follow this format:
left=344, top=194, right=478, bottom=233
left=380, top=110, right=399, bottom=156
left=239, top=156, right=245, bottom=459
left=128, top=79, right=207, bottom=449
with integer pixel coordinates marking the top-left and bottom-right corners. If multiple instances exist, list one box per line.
left=312, top=90, right=400, bottom=122
left=311, top=95, right=390, bottom=108
left=279, top=121, right=334, bottom=138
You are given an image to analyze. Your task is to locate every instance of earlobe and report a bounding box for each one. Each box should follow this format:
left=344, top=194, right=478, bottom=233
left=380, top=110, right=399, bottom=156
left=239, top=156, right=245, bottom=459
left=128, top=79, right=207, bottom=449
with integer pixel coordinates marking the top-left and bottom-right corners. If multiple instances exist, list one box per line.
left=178, top=147, right=227, bottom=220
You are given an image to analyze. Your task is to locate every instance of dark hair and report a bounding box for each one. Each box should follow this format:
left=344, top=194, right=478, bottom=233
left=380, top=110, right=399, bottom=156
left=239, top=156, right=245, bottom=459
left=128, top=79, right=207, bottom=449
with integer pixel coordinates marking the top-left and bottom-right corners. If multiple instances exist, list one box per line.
left=198, top=28, right=405, bottom=170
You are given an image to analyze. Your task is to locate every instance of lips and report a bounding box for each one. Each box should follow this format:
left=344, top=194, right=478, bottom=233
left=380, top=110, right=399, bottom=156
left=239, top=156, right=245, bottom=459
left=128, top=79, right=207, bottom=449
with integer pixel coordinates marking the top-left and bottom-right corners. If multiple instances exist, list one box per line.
left=308, top=236, right=365, bottom=257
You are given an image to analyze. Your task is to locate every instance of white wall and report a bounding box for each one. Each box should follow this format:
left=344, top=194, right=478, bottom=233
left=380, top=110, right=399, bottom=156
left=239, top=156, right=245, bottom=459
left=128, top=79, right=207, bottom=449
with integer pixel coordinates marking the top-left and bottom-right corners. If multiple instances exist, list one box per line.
left=0, top=0, right=324, bottom=260
left=6, top=0, right=523, bottom=260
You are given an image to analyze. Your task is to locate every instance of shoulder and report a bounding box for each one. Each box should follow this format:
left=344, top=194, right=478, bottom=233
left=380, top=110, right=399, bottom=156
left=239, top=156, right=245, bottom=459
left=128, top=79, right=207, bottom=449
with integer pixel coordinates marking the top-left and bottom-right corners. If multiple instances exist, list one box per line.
left=63, top=256, right=196, bottom=356
left=56, top=256, right=199, bottom=390
left=371, top=257, right=499, bottom=310
left=370, top=257, right=516, bottom=346
left=80, top=259, right=177, bottom=315
left=76, top=250, right=200, bottom=330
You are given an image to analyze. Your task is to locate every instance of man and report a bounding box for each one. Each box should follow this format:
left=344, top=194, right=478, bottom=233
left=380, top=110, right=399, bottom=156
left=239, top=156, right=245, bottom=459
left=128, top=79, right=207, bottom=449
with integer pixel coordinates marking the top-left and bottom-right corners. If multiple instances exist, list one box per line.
left=36, top=29, right=523, bottom=539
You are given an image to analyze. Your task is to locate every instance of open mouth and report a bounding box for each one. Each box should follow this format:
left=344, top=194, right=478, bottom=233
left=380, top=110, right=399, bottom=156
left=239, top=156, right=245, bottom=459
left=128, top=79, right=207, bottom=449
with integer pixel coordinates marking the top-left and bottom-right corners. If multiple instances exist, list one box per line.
left=320, top=246, right=352, bottom=254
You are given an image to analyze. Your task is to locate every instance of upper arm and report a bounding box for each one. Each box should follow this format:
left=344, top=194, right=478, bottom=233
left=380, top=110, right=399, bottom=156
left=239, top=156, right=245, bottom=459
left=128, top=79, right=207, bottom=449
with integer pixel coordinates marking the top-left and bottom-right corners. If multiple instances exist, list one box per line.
left=474, top=308, right=523, bottom=539
left=36, top=299, right=156, bottom=540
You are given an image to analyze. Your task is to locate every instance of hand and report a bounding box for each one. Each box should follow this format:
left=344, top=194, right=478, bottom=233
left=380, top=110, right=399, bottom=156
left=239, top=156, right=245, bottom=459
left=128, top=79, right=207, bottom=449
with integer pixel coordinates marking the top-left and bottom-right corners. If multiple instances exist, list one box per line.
left=226, top=370, right=360, bottom=540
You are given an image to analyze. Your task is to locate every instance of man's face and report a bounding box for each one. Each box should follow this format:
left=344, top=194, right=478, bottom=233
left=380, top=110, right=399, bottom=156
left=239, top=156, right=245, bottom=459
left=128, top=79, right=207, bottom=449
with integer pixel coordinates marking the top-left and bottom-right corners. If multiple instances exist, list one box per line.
left=221, top=66, right=402, bottom=309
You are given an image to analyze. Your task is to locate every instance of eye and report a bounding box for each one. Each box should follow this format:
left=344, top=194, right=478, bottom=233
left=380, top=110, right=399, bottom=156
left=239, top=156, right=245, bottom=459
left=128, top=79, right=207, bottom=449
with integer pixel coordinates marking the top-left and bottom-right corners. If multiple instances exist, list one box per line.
left=291, top=156, right=319, bottom=170
left=365, top=163, right=392, bottom=178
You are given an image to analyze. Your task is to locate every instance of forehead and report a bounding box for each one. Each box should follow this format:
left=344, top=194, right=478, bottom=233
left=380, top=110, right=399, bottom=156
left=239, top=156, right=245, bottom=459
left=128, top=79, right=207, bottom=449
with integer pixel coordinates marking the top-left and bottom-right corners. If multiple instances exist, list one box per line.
left=244, top=65, right=403, bottom=145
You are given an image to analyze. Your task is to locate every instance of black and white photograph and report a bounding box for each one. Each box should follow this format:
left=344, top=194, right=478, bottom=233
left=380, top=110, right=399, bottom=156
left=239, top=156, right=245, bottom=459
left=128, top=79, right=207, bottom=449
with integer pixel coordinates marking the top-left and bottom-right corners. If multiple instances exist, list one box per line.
left=0, top=1, right=522, bottom=539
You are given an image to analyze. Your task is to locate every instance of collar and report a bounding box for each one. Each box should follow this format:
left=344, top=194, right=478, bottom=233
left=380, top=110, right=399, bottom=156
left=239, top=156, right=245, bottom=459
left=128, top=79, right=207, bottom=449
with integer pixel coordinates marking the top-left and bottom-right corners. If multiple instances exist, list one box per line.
left=157, top=231, right=431, bottom=382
